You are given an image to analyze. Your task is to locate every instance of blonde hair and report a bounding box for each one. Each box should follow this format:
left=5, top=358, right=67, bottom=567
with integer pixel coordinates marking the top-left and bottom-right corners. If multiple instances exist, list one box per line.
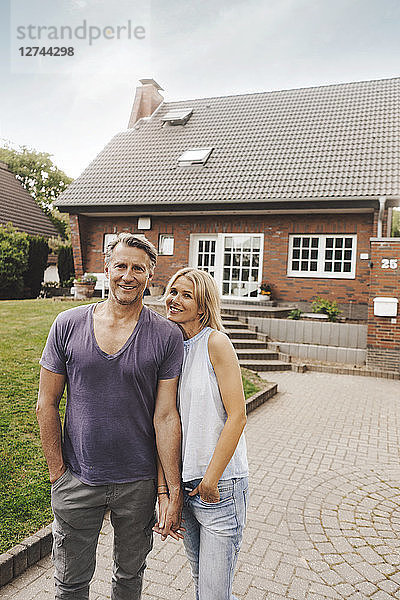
left=165, top=268, right=224, bottom=331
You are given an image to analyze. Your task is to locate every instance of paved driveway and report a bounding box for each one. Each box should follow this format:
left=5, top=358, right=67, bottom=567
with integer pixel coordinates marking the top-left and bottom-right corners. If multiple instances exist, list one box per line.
left=3, top=372, right=400, bottom=600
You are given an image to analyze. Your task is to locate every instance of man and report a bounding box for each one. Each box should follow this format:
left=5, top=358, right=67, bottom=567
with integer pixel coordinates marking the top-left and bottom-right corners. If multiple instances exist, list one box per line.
left=36, top=233, right=183, bottom=600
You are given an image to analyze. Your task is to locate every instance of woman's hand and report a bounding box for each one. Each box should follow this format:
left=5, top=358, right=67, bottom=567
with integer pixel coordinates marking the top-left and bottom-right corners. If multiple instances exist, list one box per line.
left=189, top=479, right=220, bottom=503
left=153, top=494, right=185, bottom=541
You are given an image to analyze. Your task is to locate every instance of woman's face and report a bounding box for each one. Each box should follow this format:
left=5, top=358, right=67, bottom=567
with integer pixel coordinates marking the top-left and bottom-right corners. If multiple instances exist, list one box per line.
left=165, top=276, right=202, bottom=330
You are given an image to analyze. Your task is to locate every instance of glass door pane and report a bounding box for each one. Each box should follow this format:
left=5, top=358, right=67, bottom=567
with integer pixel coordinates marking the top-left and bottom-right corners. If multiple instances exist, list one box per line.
left=196, top=238, right=216, bottom=278
left=222, top=235, right=262, bottom=298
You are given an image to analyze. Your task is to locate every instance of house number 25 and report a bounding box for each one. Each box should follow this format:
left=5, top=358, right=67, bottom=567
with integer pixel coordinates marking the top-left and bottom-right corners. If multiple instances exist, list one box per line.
left=381, top=258, right=398, bottom=269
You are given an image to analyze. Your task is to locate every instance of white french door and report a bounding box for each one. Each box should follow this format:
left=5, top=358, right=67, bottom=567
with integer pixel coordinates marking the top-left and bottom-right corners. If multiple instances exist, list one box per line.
left=194, top=236, right=217, bottom=278
left=189, top=233, right=264, bottom=300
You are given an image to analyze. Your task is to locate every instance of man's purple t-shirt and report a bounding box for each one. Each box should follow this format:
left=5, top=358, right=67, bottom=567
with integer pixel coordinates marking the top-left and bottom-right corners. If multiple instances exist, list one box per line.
left=40, top=304, right=183, bottom=485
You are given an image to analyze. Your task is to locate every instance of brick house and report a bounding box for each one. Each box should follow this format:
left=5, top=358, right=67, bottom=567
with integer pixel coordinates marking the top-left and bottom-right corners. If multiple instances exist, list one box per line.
left=56, top=77, right=400, bottom=319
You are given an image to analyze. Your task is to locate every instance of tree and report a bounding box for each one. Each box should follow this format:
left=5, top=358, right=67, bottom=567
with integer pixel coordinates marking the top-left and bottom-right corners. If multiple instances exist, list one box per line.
left=0, top=223, right=29, bottom=299
left=0, top=144, right=73, bottom=239
left=24, top=236, right=50, bottom=298
left=57, top=244, right=75, bottom=286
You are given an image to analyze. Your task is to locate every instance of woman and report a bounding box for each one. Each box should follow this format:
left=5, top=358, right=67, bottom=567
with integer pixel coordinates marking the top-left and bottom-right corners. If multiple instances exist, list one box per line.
left=156, top=267, right=249, bottom=600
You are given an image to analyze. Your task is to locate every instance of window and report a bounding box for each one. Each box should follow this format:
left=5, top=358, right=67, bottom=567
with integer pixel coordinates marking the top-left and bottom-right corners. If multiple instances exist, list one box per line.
left=178, top=148, right=213, bottom=166
left=103, top=233, right=118, bottom=253
left=189, top=233, right=264, bottom=299
left=161, top=108, right=193, bottom=125
left=159, top=234, right=174, bottom=256
left=197, top=238, right=216, bottom=277
left=287, top=234, right=357, bottom=278
left=222, top=235, right=262, bottom=297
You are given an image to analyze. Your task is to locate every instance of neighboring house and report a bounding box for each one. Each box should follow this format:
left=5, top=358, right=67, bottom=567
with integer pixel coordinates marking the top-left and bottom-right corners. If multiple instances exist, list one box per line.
left=56, top=77, right=400, bottom=319
left=0, top=161, right=59, bottom=283
left=0, top=161, right=58, bottom=238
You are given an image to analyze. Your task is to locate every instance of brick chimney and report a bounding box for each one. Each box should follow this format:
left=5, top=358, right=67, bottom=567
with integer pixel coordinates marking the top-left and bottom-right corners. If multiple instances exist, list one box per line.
left=128, top=79, right=164, bottom=128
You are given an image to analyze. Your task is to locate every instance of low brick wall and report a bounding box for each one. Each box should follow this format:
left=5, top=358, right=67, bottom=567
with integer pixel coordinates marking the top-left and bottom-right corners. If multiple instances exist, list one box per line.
left=366, top=348, right=400, bottom=372
left=0, top=525, right=52, bottom=587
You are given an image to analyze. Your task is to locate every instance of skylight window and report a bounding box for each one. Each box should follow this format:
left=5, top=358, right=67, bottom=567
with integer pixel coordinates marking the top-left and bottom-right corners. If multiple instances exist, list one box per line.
left=178, top=148, right=213, bottom=166
left=161, top=108, right=193, bottom=125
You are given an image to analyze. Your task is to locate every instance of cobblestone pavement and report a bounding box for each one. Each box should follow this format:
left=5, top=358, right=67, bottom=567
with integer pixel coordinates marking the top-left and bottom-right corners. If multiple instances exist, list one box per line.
left=3, top=372, right=400, bottom=600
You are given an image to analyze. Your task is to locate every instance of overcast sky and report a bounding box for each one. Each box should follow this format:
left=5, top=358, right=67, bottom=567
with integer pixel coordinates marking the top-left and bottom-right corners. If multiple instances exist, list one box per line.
left=1, top=0, right=400, bottom=178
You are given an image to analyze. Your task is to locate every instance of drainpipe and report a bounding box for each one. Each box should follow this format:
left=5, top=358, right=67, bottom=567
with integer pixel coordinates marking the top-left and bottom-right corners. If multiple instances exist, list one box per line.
left=386, top=207, right=393, bottom=238
left=377, top=197, right=386, bottom=238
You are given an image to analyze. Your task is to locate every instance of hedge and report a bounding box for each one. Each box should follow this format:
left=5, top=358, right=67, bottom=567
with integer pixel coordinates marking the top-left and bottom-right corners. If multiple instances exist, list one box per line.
left=0, top=224, right=29, bottom=299
left=24, top=236, right=49, bottom=298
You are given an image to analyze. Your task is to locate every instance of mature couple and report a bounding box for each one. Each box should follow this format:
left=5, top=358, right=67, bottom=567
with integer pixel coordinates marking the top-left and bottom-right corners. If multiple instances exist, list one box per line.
left=37, top=233, right=248, bottom=600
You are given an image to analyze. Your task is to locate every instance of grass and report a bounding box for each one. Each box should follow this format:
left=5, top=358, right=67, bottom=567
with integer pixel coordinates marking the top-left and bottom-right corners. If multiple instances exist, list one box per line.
left=241, top=367, right=264, bottom=399
left=0, top=299, right=263, bottom=553
left=0, top=299, right=92, bottom=553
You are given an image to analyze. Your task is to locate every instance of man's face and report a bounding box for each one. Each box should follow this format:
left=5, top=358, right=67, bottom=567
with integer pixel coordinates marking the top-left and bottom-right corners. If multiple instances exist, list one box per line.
left=105, top=243, right=153, bottom=306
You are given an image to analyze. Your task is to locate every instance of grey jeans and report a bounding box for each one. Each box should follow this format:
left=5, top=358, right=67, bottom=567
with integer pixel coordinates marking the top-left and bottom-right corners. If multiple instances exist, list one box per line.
left=51, top=468, right=156, bottom=600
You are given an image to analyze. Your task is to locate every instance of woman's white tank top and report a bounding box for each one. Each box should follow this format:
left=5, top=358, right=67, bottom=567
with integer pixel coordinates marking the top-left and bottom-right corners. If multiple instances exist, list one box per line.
left=178, top=327, right=249, bottom=482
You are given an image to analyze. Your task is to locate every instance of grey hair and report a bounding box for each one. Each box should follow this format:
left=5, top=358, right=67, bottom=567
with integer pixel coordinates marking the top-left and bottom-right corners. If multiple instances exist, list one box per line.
left=105, top=232, right=157, bottom=273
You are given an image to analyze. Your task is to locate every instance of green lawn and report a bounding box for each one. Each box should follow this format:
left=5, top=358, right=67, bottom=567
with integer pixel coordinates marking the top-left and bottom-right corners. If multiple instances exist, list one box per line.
left=0, top=299, right=92, bottom=552
left=0, top=299, right=262, bottom=552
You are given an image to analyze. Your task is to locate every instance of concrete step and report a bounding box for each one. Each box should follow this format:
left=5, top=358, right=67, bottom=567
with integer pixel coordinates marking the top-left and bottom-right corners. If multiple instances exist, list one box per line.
left=239, top=359, right=292, bottom=371
left=222, top=305, right=295, bottom=319
left=221, top=314, right=242, bottom=321
left=236, top=349, right=279, bottom=360
left=222, top=321, right=247, bottom=330
left=226, top=328, right=258, bottom=340
left=232, top=339, right=268, bottom=349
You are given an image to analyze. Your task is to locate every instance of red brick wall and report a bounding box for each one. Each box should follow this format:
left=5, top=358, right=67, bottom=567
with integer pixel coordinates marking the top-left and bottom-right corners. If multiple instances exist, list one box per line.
left=69, top=214, right=91, bottom=277
left=69, top=214, right=83, bottom=277
left=71, top=212, right=374, bottom=308
left=367, top=240, right=400, bottom=371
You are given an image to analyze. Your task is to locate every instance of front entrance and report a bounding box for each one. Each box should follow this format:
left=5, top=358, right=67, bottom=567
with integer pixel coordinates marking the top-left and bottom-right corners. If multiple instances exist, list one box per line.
left=189, top=233, right=264, bottom=300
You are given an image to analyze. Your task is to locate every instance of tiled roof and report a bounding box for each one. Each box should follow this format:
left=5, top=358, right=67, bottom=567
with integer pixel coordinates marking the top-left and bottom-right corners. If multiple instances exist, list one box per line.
left=57, top=77, right=400, bottom=208
left=0, top=162, right=59, bottom=237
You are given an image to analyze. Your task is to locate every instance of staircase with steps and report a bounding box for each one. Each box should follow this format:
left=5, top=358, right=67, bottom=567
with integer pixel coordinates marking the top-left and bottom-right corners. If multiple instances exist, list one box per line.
left=222, top=314, right=292, bottom=372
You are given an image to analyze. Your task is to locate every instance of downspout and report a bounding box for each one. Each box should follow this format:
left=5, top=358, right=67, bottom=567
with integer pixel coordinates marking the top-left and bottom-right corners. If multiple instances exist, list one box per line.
left=377, top=197, right=386, bottom=238
left=386, top=207, right=393, bottom=238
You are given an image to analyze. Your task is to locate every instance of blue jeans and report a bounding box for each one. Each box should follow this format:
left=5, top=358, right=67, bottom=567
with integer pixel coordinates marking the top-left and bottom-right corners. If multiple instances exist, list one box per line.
left=182, top=477, right=248, bottom=600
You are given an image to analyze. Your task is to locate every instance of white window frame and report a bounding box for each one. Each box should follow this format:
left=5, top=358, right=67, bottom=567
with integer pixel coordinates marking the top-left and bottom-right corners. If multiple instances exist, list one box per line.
left=189, top=233, right=264, bottom=299
left=189, top=234, right=220, bottom=284
left=158, top=234, right=174, bottom=256
left=178, top=148, right=213, bottom=166
left=287, top=234, right=357, bottom=279
left=103, top=233, right=118, bottom=253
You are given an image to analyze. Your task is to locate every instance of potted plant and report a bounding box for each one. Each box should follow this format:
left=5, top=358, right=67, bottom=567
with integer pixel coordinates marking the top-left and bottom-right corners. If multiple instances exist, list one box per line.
left=74, top=273, right=97, bottom=300
left=259, top=282, right=273, bottom=298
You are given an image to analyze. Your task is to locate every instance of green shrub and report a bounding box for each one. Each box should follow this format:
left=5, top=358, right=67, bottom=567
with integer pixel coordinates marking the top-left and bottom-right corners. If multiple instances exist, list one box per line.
left=75, top=273, right=97, bottom=284
left=24, top=236, right=49, bottom=298
left=311, top=296, right=342, bottom=322
left=288, top=308, right=302, bottom=320
left=57, top=244, right=75, bottom=286
left=0, top=224, right=29, bottom=299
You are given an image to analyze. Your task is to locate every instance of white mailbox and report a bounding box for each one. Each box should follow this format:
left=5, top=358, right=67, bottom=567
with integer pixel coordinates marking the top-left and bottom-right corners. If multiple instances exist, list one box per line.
left=373, top=297, right=398, bottom=317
